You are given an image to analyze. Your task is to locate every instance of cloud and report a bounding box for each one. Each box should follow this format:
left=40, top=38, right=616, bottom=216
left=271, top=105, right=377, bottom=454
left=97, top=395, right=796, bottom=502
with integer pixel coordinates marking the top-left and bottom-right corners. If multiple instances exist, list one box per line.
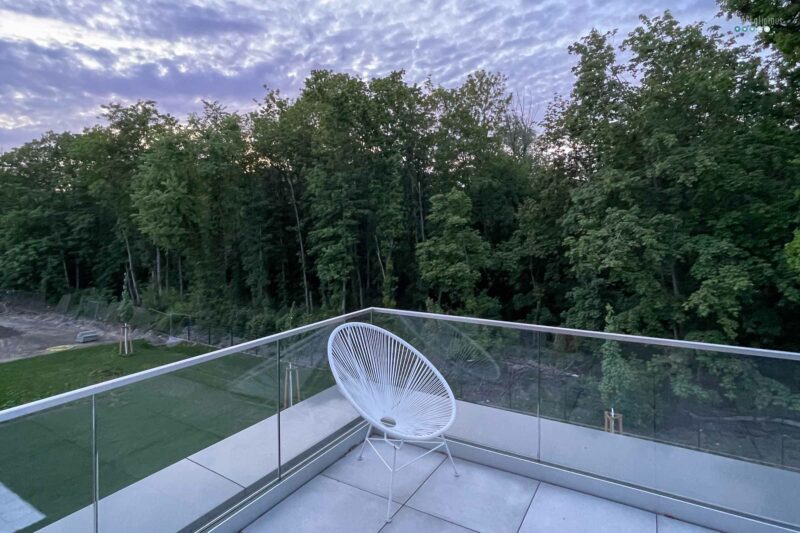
left=0, top=0, right=728, bottom=150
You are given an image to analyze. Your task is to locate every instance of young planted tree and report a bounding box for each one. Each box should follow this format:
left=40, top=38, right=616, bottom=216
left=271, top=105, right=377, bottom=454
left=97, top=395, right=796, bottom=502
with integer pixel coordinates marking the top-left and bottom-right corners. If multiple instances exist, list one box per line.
left=118, top=271, right=134, bottom=356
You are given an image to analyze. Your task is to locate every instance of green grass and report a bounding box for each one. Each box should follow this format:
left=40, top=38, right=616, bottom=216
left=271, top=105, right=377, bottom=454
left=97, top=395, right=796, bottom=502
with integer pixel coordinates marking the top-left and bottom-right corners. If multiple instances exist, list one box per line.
left=0, top=340, right=335, bottom=530
left=0, top=340, right=211, bottom=409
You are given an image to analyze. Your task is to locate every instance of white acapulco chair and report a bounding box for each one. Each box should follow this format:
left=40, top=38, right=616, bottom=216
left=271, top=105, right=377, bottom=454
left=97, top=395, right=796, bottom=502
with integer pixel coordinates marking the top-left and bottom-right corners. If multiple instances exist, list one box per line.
left=327, top=322, right=460, bottom=522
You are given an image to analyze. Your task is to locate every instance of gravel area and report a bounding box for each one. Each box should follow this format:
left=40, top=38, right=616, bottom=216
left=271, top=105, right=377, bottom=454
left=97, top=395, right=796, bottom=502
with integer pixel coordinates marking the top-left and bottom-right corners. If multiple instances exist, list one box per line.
left=0, top=309, right=134, bottom=362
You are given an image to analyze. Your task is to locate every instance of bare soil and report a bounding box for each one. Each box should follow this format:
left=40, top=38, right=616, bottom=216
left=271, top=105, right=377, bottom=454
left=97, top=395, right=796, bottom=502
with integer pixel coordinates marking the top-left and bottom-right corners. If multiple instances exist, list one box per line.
left=0, top=309, right=136, bottom=362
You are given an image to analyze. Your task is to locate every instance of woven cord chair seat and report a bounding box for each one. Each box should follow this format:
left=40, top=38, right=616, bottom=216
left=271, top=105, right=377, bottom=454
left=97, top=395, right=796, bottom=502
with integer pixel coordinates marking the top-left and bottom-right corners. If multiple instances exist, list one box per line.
left=327, top=322, right=457, bottom=441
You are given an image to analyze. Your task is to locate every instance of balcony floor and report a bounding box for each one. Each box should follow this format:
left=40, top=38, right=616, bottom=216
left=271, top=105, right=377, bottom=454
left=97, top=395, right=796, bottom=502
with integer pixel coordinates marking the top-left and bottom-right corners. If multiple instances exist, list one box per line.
left=245, top=440, right=716, bottom=533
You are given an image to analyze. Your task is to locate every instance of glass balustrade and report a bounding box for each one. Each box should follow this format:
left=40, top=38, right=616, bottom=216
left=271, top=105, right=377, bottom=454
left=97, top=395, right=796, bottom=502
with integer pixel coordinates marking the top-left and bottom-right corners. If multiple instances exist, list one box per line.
left=1, top=307, right=797, bottom=530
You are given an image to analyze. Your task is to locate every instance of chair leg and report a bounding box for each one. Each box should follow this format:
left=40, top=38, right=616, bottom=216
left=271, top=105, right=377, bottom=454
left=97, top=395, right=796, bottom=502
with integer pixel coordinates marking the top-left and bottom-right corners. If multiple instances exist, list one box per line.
left=357, top=426, right=371, bottom=461
left=442, top=437, right=460, bottom=477
left=386, top=444, right=397, bottom=522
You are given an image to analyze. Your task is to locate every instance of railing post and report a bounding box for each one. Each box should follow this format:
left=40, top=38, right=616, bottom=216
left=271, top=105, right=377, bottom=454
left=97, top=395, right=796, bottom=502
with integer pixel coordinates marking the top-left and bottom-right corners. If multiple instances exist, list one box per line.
left=536, top=331, right=542, bottom=462
left=276, top=339, right=282, bottom=481
left=92, top=394, right=99, bottom=533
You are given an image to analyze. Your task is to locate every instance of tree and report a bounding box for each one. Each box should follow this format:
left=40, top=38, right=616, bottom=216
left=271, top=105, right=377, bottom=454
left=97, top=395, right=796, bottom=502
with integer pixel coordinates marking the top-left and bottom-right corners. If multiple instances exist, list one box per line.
left=118, top=271, right=134, bottom=355
left=132, top=127, right=199, bottom=296
left=558, top=14, right=800, bottom=346
left=0, top=15, right=798, bottom=357
left=718, top=0, right=800, bottom=66
left=70, top=101, right=176, bottom=301
left=417, top=188, right=490, bottom=310
left=0, top=132, right=99, bottom=297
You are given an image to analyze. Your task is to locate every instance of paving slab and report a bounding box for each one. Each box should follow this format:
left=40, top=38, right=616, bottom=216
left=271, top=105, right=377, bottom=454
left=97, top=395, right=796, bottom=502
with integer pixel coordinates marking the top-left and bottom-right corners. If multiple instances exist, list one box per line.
left=407, top=459, right=539, bottom=533
left=39, top=459, right=243, bottom=532
left=41, top=387, right=356, bottom=532
left=324, top=441, right=445, bottom=503
left=245, top=475, right=390, bottom=533
left=0, top=482, right=45, bottom=531
left=380, top=507, right=476, bottom=533
left=189, top=386, right=358, bottom=488
left=518, top=483, right=656, bottom=533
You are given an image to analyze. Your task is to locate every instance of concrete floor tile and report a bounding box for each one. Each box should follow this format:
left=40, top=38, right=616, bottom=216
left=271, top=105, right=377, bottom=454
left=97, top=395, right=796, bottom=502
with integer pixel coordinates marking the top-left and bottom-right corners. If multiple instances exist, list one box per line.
left=519, top=483, right=656, bottom=533
left=381, top=507, right=476, bottom=533
left=324, top=440, right=445, bottom=503
left=407, top=459, right=538, bottom=533
left=245, top=475, right=392, bottom=533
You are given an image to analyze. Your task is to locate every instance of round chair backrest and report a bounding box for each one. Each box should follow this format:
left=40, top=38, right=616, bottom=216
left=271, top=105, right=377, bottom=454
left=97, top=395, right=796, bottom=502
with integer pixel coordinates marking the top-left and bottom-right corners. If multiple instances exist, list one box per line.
left=327, top=322, right=457, bottom=440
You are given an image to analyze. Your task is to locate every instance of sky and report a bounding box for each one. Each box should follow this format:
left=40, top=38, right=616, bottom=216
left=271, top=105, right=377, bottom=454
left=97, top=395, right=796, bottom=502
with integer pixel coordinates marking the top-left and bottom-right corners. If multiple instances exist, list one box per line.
left=0, top=0, right=743, bottom=150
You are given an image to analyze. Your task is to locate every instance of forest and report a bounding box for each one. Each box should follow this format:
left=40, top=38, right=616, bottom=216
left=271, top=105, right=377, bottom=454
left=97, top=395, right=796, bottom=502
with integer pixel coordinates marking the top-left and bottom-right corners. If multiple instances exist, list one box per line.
left=1, top=9, right=799, bottom=351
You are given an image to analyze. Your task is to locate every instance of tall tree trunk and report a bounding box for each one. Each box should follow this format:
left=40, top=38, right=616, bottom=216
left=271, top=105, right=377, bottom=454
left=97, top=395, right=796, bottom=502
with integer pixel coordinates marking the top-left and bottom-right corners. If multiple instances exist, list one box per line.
left=286, top=177, right=312, bottom=312
left=417, top=180, right=426, bottom=241
left=122, top=230, right=140, bottom=304
left=530, top=261, right=542, bottom=323
left=365, top=242, right=370, bottom=302
left=670, top=261, right=681, bottom=339
left=74, top=261, right=80, bottom=290
left=356, top=261, right=364, bottom=308
left=341, top=278, right=347, bottom=314
left=258, top=226, right=264, bottom=302
left=156, top=247, right=162, bottom=296
left=374, top=236, right=386, bottom=282
left=178, top=255, right=183, bottom=296
left=62, top=255, right=70, bottom=288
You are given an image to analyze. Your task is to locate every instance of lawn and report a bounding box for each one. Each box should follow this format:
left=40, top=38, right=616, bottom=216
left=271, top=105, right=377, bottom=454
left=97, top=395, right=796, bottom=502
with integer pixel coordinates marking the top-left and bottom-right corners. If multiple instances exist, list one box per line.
left=0, top=340, right=211, bottom=409
left=0, top=338, right=335, bottom=531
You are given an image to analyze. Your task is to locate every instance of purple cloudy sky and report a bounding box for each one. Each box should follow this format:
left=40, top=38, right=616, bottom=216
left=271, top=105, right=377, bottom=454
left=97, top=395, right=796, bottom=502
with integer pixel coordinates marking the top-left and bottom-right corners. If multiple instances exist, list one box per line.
left=0, top=0, right=743, bottom=150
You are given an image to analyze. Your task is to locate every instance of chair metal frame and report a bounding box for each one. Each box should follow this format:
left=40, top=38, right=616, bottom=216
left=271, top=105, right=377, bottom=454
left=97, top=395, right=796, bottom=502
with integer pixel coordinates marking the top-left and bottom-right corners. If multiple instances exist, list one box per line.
left=327, top=322, right=460, bottom=522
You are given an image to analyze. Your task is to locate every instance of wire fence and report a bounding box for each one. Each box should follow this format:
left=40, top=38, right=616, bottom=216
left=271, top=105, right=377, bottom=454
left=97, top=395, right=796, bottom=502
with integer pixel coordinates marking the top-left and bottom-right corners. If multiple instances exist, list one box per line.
left=0, top=289, right=49, bottom=313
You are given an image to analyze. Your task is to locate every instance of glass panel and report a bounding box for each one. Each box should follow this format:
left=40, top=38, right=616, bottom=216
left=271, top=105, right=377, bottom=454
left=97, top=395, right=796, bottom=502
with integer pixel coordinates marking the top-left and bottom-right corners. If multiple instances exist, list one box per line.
left=95, top=344, right=279, bottom=530
left=539, top=333, right=658, bottom=491
left=373, top=313, right=538, bottom=459
left=540, top=335, right=657, bottom=436
left=652, top=348, right=800, bottom=526
left=278, top=321, right=363, bottom=474
left=0, top=399, right=93, bottom=531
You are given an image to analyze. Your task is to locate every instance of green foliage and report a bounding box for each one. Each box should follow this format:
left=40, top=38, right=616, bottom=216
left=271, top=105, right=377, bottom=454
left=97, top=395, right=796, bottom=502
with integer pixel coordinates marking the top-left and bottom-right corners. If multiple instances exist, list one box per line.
left=417, top=189, right=490, bottom=310
left=598, top=341, right=634, bottom=409
left=555, top=14, right=800, bottom=348
left=1, top=10, right=799, bottom=423
left=117, top=272, right=134, bottom=323
left=719, top=0, right=800, bottom=66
